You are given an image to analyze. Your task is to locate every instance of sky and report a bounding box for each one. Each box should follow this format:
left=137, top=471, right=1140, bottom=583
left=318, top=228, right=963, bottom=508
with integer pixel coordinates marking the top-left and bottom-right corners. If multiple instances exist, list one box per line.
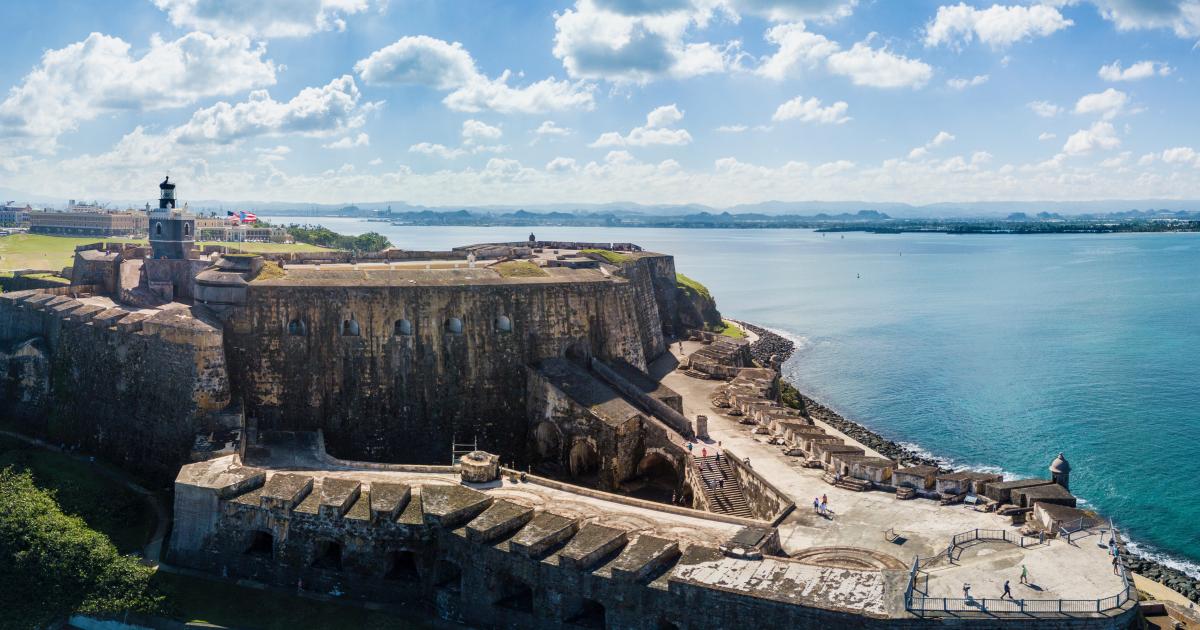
left=0, top=0, right=1198, bottom=208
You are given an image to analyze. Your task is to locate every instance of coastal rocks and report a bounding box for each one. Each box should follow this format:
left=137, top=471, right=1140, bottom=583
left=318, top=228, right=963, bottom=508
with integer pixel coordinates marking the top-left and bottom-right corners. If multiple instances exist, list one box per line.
left=1122, top=554, right=1200, bottom=603
left=793, top=392, right=944, bottom=469
left=741, top=322, right=796, bottom=367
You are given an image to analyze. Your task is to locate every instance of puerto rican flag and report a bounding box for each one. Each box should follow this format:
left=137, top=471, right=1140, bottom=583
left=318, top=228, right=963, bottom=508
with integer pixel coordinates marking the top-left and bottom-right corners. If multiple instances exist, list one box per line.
left=240, top=210, right=258, bottom=223
left=227, top=210, right=257, bottom=224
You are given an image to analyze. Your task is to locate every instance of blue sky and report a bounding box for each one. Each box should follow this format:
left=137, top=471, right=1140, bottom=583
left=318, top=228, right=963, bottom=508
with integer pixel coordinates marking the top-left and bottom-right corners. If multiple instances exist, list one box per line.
left=0, top=0, right=1197, bottom=207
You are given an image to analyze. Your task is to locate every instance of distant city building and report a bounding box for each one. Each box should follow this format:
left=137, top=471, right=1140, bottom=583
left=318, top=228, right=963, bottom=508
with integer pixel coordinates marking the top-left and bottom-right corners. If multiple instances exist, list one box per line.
left=195, top=215, right=291, bottom=243
left=66, top=199, right=106, bottom=213
left=29, top=208, right=148, bottom=236
left=0, top=203, right=31, bottom=226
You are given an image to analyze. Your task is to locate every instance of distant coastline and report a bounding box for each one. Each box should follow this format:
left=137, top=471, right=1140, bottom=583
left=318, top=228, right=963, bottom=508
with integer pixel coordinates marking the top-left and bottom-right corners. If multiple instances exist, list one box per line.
left=741, top=320, right=1200, bottom=602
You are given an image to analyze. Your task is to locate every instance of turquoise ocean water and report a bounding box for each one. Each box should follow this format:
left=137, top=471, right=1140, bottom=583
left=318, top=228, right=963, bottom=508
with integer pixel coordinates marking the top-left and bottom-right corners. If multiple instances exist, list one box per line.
left=275, top=219, right=1200, bottom=575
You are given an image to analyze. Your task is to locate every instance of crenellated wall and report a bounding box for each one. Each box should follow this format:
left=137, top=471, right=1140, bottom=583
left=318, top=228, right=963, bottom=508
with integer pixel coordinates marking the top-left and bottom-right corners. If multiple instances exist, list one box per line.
left=0, top=291, right=230, bottom=478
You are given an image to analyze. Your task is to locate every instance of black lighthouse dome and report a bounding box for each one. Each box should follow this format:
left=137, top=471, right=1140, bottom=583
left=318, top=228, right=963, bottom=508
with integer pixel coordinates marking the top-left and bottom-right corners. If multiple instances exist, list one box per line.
left=149, top=175, right=194, bottom=259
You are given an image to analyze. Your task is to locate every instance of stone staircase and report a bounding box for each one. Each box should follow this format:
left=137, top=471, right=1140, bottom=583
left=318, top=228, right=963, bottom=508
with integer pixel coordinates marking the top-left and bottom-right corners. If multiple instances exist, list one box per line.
left=693, top=455, right=753, bottom=518
left=821, top=471, right=871, bottom=492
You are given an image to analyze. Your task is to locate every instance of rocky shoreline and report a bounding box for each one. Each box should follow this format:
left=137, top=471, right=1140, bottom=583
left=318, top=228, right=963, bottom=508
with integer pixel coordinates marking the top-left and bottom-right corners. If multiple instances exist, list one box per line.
left=742, top=319, right=1200, bottom=603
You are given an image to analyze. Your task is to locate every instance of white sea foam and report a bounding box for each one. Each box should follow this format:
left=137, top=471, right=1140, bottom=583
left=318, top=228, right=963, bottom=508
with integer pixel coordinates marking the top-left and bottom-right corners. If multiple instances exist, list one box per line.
left=1125, top=539, right=1200, bottom=581
left=897, top=441, right=1021, bottom=480
left=760, top=325, right=810, bottom=353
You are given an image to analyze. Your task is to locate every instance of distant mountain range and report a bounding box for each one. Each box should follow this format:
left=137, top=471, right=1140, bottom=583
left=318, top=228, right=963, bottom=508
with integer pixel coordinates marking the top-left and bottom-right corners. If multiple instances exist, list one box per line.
left=3, top=184, right=1197, bottom=218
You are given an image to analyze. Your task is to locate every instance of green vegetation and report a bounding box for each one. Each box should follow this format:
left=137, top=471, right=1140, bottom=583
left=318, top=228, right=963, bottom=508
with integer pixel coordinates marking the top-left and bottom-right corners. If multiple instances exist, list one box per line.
left=152, top=571, right=437, bottom=630
left=675, top=273, right=712, bottom=300
left=779, top=381, right=806, bottom=412
left=24, top=272, right=70, bottom=284
left=0, top=435, right=155, bottom=554
left=717, top=320, right=745, bottom=339
left=0, top=467, right=162, bottom=627
left=0, top=234, right=326, bottom=273
left=581, top=248, right=633, bottom=265
left=285, top=224, right=392, bottom=252
left=493, top=260, right=548, bottom=278
left=252, top=260, right=288, bottom=282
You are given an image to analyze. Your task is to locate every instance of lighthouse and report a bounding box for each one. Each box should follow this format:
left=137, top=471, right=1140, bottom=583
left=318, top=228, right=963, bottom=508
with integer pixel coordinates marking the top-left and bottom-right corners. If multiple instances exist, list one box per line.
left=149, top=176, right=195, bottom=260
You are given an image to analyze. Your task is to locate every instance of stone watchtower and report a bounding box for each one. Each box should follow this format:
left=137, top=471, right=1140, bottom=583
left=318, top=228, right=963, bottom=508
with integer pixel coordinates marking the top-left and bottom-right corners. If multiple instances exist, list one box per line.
left=149, top=176, right=195, bottom=260
left=1050, top=452, right=1071, bottom=491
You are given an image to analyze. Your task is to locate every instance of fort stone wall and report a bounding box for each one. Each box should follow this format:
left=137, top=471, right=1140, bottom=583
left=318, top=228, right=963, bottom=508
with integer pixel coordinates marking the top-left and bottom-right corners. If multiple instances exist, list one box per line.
left=222, top=276, right=656, bottom=466
left=0, top=291, right=230, bottom=478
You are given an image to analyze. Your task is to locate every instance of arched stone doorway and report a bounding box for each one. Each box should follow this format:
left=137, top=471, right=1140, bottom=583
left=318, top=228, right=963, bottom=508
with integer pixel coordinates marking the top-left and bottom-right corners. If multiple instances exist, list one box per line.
left=630, top=451, right=681, bottom=504
left=534, top=421, right=561, bottom=461
left=568, top=439, right=599, bottom=480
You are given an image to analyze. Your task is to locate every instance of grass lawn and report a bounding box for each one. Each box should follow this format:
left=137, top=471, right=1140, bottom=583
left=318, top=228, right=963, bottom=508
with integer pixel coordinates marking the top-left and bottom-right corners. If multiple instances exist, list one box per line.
left=676, top=272, right=713, bottom=300
left=152, top=571, right=440, bottom=630
left=0, top=434, right=155, bottom=554
left=580, top=248, right=633, bottom=265
left=0, top=233, right=329, bottom=273
left=492, top=260, right=548, bottom=278
left=717, top=320, right=746, bottom=339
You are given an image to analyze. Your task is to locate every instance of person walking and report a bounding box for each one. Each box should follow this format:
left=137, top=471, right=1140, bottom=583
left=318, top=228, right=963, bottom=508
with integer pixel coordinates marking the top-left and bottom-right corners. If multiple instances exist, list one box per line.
left=813, top=497, right=820, bottom=513
left=1020, top=564, right=1029, bottom=585
left=820, top=495, right=828, bottom=515
left=1001, top=580, right=1013, bottom=600
left=1112, top=556, right=1120, bottom=575
left=687, top=442, right=693, bottom=454
left=701, top=447, right=708, bottom=459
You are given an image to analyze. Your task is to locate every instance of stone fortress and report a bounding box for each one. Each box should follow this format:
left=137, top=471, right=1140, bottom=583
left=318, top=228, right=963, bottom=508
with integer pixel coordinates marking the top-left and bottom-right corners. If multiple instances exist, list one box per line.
left=0, top=178, right=1146, bottom=628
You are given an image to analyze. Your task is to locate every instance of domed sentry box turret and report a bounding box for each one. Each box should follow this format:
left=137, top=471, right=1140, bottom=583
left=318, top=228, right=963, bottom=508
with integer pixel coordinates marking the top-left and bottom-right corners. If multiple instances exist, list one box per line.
left=459, top=451, right=500, bottom=483
left=1049, top=452, right=1071, bottom=491
left=194, top=254, right=264, bottom=308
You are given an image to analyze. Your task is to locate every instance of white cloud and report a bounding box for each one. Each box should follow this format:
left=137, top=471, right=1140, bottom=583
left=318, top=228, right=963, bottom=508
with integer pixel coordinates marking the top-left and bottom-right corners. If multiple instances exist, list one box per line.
left=1063, top=121, right=1120, bottom=155
left=368, top=158, right=383, bottom=166
left=755, top=22, right=840, bottom=80
left=408, top=142, right=466, bottom=159
left=1074, top=88, right=1128, bottom=119
left=946, top=74, right=989, bottom=90
left=324, top=132, right=370, bottom=149
left=0, top=32, right=276, bottom=152
left=1085, top=0, right=1200, bottom=38
left=1038, top=132, right=1057, bottom=141
left=1097, top=59, right=1173, bottom=81
left=590, top=104, right=693, bottom=147
left=1099, top=151, right=1130, bottom=168
left=1138, top=153, right=1157, bottom=166
left=174, top=75, right=369, bottom=144
left=535, top=121, right=572, bottom=137
left=813, top=160, right=855, bottom=177
left=355, top=35, right=594, bottom=113
left=1028, top=100, right=1063, bottom=117
left=462, top=119, right=503, bottom=143
left=1162, top=146, right=1199, bottom=165
left=151, top=0, right=369, bottom=38
left=772, top=96, right=851, bottom=124
left=716, top=124, right=750, bottom=132
left=546, top=156, right=579, bottom=172
left=924, top=3, right=1073, bottom=49
left=826, top=38, right=932, bottom=88
left=908, top=130, right=955, bottom=158
left=552, top=0, right=737, bottom=83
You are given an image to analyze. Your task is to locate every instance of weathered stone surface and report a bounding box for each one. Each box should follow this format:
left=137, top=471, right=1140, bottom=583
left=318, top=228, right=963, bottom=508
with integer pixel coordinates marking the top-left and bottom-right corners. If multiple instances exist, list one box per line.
left=610, top=535, right=680, bottom=581
left=556, top=523, right=628, bottom=570
left=509, top=512, right=578, bottom=558
left=421, top=484, right=492, bottom=528
left=465, top=499, right=534, bottom=543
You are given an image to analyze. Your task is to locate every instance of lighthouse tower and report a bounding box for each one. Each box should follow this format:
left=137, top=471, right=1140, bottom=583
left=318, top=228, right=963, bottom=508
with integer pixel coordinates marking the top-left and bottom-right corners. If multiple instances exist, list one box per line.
left=149, top=176, right=195, bottom=259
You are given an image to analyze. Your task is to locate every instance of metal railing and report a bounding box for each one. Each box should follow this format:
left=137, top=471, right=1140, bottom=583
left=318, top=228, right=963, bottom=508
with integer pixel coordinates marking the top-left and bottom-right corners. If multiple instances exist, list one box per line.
left=905, top=527, right=1137, bottom=618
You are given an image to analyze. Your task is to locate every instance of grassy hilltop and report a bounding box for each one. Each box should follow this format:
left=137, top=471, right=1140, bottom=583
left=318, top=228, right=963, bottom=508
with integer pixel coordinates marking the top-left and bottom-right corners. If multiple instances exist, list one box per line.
left=0, top=234, right=328, bottom=273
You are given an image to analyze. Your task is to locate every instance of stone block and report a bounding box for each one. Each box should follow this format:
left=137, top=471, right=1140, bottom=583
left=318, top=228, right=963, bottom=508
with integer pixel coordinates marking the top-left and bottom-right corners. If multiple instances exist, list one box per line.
left=421, top=484, right=492, bottom=528
left=610, top=535, right=680, bottom=581
left=509, top=512, right=578, bottom=558
left=318, top=478, right=361, bottom=519
left=557, top=523, right=628, bottom=571
left=465, top=500, right=534, bottom=543
left=259, top=473, right=313, bottom=511
left=369, top=482, right=411, bottom=523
